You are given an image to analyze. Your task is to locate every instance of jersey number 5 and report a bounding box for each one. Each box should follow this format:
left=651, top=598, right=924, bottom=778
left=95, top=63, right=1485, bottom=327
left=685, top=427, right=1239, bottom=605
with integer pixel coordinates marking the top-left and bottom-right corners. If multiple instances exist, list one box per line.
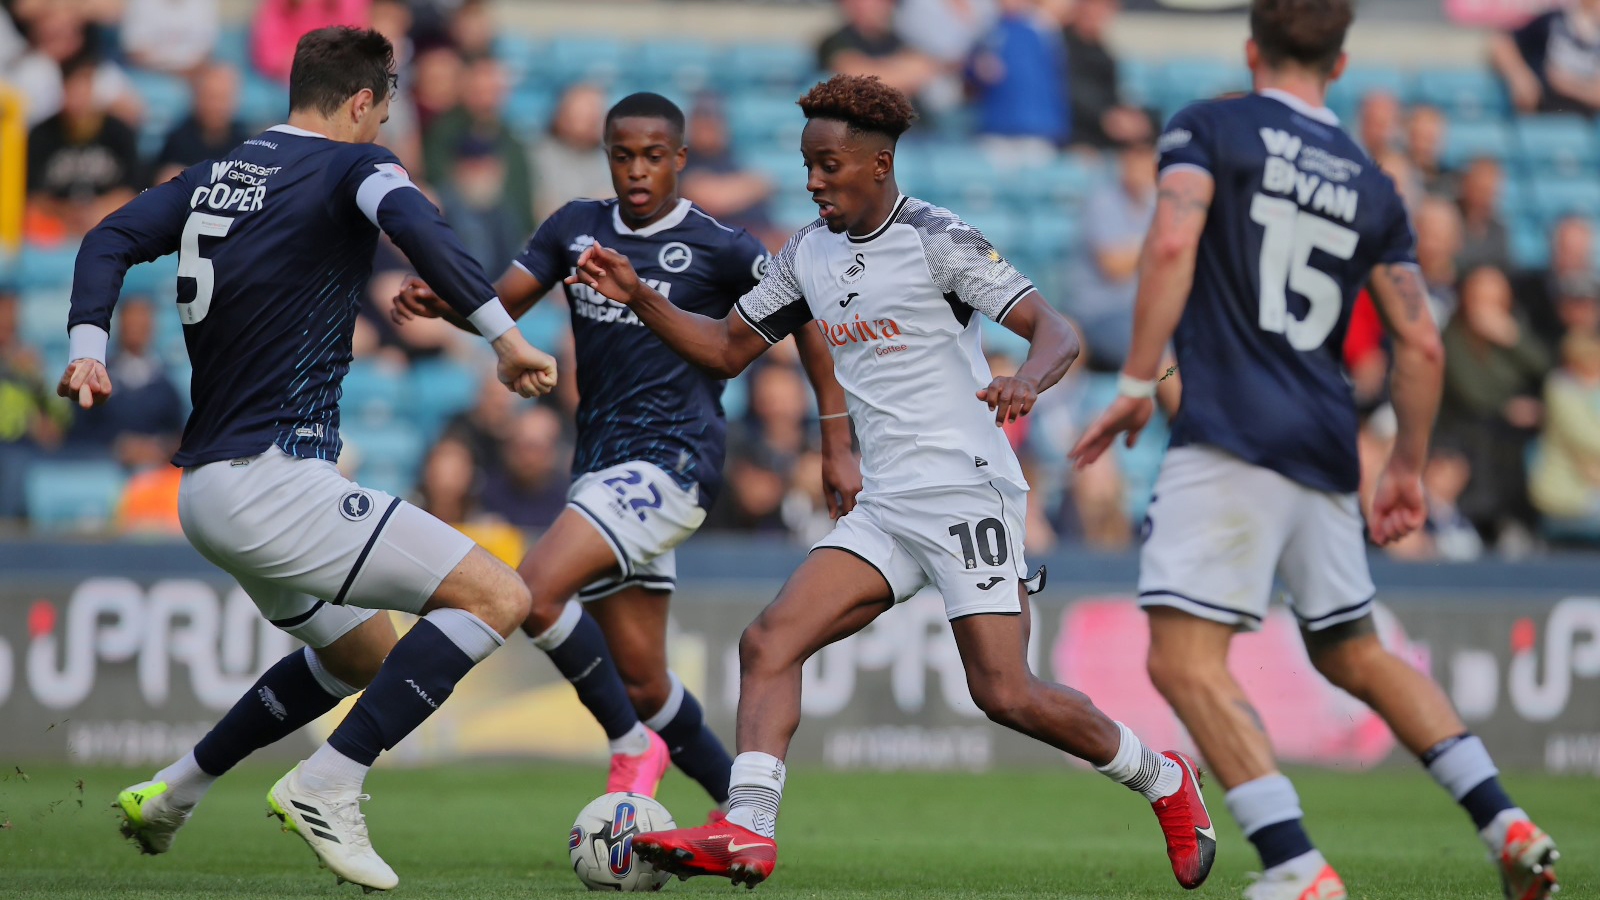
left=1249, top=194, right=1358, bottom=351
left=177, top=211, right=235, bottom=325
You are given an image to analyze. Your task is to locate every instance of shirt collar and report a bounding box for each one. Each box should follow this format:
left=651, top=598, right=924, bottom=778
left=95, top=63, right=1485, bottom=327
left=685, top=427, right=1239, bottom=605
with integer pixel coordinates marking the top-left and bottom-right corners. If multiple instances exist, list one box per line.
left=846, top=194, right=909, bottom=244
left=267, top=123, right=329, bottom=139
left=1258, top=89, right=1340, bottom=126
left=612, top=198, right=693, bottom=237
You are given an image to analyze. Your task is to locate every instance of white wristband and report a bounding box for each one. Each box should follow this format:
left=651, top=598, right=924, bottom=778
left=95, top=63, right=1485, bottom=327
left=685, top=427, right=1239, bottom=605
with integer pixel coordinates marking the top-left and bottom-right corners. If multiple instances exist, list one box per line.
left=1116, top=373, right=1157, bottom=400
left=468, top=298, right=517, bottom=342
left=819, top=412, right=849, bottom=420
left=68, top=324, right=110, bottom=364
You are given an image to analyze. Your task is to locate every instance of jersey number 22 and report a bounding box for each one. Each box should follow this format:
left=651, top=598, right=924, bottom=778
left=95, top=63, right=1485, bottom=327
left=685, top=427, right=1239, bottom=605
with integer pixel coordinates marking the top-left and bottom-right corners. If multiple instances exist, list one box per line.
left=1249, top=194, right=1358, bottom=351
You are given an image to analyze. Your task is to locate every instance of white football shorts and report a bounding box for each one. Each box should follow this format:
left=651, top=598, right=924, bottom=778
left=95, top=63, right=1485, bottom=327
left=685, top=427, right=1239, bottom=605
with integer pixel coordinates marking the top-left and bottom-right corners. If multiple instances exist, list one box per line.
left=1138, top=445, right=1376, bottom=632
left=566, top=460, right=707, bottom=601
left=178, top=445, right=474, bottom=647
left=813, top=480, right=1029, bottom=620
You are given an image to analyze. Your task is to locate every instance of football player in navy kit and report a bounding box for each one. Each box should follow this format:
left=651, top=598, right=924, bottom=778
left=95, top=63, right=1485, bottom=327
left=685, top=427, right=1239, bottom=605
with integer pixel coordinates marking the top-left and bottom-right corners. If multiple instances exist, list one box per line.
left=69, top=28, right=557, bottom=891
left=1071, top=2, right=1558, bottom=898
left=393, top=92, right=859, bottom=811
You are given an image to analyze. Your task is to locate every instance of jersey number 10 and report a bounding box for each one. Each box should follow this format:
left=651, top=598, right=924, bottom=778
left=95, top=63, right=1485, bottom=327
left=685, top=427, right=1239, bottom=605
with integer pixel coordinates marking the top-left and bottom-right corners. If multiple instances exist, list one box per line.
left=177, top=211, right=235, bottom=325
left=1248, top=193, right=1358, bottom=351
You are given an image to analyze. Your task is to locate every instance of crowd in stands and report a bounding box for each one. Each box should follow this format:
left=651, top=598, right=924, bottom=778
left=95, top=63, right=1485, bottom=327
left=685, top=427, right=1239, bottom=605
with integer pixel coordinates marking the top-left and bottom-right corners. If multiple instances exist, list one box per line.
left=6, top=0, right=1600, bottom=562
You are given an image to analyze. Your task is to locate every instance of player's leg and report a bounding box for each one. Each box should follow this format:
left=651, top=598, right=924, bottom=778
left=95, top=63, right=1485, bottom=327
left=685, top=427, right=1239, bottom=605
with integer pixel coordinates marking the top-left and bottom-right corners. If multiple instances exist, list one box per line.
left=588, top=582, right=733, bottom=808
left=1284, top=488, right=1558, bottom=899
left=116, top=590, right=393, bottom=855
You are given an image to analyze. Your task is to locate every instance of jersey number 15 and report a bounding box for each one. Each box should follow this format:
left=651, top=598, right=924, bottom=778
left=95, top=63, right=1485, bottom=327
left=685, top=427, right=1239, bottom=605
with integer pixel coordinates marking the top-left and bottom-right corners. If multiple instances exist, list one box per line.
left=1248, top=194, right=1358, bottom=351
left=177, top=211, right=235, bottom=325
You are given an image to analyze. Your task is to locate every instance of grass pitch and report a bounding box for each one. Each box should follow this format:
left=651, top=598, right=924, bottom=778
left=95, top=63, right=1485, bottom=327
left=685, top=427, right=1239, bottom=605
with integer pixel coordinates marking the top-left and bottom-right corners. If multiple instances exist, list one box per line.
left=0, top=760, right=1592, bottom=899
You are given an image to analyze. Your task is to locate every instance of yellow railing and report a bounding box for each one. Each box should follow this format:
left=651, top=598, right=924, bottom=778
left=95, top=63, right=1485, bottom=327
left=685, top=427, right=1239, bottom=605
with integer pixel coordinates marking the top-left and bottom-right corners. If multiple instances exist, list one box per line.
left=0, top=84, right=23, bottom=253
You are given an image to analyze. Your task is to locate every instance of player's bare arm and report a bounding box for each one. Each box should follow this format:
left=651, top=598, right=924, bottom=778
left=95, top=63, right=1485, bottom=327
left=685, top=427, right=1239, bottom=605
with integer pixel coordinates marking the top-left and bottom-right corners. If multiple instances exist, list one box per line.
left=1071, top=167, right=1214, bottom=468
left=567, top=243, right=769, bottom=377
left=393, top=264, right=548, bottom=332
left=1364, top=261, right=1445, bottom=545
left=797, top=323, right=862, bottom=517
left=978, top=291, right=1080, bottom=427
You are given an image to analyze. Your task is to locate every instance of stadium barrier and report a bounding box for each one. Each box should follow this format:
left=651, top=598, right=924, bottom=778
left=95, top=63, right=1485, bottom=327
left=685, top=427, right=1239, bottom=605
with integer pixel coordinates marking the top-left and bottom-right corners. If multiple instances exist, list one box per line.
left=1, top=539, right=1596, bottom=774
left=0, top=84, right=24, bottom=253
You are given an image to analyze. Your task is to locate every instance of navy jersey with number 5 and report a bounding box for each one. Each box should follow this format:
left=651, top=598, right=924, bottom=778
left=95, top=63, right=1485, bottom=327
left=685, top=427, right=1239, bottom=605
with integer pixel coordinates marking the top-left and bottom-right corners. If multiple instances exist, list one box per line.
left=514, top=198, right=770, bottom=507
left=67, top=124, right=507, bottom=468
left=1157, top=90, right=1417, bottom=493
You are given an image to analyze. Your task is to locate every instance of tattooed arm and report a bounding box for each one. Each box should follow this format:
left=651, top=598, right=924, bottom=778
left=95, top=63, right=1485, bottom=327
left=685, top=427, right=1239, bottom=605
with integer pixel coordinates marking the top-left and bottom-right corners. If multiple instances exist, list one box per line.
left=1365, top=262, right=1445, bottom=544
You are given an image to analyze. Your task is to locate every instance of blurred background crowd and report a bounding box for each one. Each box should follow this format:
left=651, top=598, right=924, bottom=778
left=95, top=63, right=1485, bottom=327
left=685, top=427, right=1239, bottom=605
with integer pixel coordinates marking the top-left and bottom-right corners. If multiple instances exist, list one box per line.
left=5, top=0, right=1600, bottom=562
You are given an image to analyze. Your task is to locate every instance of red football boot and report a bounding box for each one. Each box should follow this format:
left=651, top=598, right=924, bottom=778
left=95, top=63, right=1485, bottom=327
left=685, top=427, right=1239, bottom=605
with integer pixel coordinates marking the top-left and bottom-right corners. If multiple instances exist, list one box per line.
left=1151, top=750, right=1217, bottom=889
left=633, top=818, right=776, bottom=888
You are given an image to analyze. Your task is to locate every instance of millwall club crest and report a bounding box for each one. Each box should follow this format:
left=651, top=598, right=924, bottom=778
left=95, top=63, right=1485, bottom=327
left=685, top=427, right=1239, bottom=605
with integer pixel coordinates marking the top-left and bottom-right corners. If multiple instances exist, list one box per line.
left=339, top=490, right=374, bottom=521
left=659, top=242, right=692, bottom=273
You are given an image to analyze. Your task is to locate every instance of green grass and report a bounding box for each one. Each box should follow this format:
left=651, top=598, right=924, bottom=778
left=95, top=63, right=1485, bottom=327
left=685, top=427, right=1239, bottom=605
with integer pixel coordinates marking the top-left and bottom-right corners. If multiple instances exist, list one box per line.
left=0, top=761, right=1592, bottom=899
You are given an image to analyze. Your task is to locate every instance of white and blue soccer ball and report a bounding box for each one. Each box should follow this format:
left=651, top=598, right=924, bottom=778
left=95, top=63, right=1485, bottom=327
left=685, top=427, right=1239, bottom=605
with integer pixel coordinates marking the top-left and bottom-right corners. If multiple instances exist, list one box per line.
left=569, top=791, right=676, bottom=891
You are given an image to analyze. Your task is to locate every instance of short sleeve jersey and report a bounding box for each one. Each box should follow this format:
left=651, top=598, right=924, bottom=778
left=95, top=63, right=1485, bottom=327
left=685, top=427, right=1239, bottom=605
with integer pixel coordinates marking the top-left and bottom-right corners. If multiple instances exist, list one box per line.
left=1157, top=91, right=1417, bottom=493
left=736, top=195, right=1034, bottom=495
left=514, top=198, right=768, bottom=506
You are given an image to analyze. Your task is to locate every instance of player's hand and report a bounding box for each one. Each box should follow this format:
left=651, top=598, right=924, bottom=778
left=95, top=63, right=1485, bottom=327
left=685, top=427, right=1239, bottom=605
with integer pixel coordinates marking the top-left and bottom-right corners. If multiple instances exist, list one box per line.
left=491, top=331, right=559, bottom=398
left=565, top=244, right=642, bottom=303
left=391, top=275, right=447, bottom=325
left=1369, top=460, right=1426, bottom=545
left=1069, top=394, right=1153, bottom=469
left=820, top=445, right=862, bottom=518
left=56, top=358, right=112, bottom=409
left=977, top=375, right=1038, bottom=426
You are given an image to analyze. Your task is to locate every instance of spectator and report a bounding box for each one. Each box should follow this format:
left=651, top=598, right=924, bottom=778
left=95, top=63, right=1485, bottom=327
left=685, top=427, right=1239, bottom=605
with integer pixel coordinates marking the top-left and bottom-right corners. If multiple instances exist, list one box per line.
left=368, top=0, right=422, bottom=170
left=1514, top=213, right=1595, bottom=348
left=0, top=287, right=68, bottom=522
left=409, top=41, right=463, bottom=132
left=1404, top=103, right=1452, bottom=195
left=4, top=6, right=140, bottom=128
left=967, top=0, right=1069, bottom=160
left=479, top=404, right=570, bottom=529
left=816, top=0, right=937, bottom=99
left=1553, top=272, right=1600, bottom=338
left=1531, top=330, right=1600, bottom=530
left=1356, top=88, right=1401, bottom=155
left=250, top=0, right=370, bottom=83
left=116, top=462, right=184, bottom=534
left=528, top=81, right=612, bottom=222
left=63, top=295, right=184, bottom=464
left=1490, top=0, right=1600, bottom=116
left=448, top=0, right=495, bottom=58
left=1066, top=136, right=1156, bottom=371
left=415, top=435, right=482, bottom=524
left=1456, top=156, right=1512, bottom=271
left=120, top=0, right=219, bottom=75
left=1062, top=0, right=1152, bottom=152
left=681, top=93, right=776, bottom=239
left=1386, top=443, right=1485, bottom=562
left=443, top=369, right=522, bottom=471
left=1372, top=146, right=1422, bottom=213
left=1415, top=194, right=1464, bottom=321
left=422, top=54, right=535, bottom=234
left=26, top=52, right=140, bottom=239
left=150, top=60, right=249, bottom=185
left=438, top=135, right=526, bottom=275
left=896, top=0, right=995, bottom=116
left=1440, top=265, right=1552, bottom=543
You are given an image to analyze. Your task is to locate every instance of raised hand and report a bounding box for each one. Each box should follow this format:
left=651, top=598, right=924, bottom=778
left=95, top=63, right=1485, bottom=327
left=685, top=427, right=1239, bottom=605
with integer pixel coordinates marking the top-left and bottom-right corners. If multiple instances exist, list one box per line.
left=565, top=244, right=642, bottom=304
left=56, top=358, right=112, bottom=409
left=1068, top=394, right=1154, bottom=469
left=391, top=275, right=448, bottom=325
left=491, top=331, right=559, bottom=398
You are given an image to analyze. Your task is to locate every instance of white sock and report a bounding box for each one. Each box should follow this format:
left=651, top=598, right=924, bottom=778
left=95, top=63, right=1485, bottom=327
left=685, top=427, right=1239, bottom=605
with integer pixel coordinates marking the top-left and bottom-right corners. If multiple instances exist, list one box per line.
left=610, top=721, right=652, bottom=756
left=153, top=750, right=216, bottom=809
left=1423, top=734, right=1499, bottom=801
left=1094, top=721, right=1183, bottom=800
left=725, top=751, right=785, bottom=839
left=1264, top=849, right=1326, bottom=879
left=297, top=743, right=371, bottom=795
left=530, top=599, right=583, bottom=650
left=1225, top=773, right=1304, bottom=837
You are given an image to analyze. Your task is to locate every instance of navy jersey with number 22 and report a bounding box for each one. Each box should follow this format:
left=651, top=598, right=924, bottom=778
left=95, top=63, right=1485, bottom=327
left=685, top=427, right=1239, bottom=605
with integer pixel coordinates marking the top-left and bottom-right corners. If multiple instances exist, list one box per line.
left=515, top=198, right=769, bottom=507
left=1157, top=90, right=1417, bottom=493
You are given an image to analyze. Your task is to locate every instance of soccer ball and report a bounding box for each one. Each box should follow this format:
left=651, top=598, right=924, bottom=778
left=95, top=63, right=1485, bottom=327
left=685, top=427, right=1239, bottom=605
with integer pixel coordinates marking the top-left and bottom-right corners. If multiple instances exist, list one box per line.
left=569, top=791, right=676, bottom=891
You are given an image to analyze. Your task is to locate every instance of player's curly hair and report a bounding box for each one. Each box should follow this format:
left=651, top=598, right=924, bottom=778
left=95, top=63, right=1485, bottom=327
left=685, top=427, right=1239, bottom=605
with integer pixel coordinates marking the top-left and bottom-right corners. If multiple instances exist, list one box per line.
left=797, top=75, right=917, bottom=142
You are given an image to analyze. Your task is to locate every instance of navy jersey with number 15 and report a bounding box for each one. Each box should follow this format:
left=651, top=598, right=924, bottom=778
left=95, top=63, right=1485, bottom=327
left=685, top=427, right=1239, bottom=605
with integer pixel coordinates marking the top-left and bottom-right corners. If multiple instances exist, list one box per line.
left=514, top=198, right=769, bottom=507
left=1157, top=90, right=1417, bottom=494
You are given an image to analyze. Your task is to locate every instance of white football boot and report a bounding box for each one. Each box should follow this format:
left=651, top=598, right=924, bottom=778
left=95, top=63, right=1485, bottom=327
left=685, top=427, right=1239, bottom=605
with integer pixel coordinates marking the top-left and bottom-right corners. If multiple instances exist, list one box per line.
left=267, top=763, right=398, bottom=892
left=115, top=780, right=192, bottom=854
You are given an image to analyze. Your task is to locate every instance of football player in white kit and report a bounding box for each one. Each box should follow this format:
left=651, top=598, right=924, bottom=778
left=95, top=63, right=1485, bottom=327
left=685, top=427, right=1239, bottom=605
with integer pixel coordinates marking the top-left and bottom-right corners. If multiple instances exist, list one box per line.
left=1071, top=2, right=1558, bottom=899
left=561, top=74, right=1217, bottom=891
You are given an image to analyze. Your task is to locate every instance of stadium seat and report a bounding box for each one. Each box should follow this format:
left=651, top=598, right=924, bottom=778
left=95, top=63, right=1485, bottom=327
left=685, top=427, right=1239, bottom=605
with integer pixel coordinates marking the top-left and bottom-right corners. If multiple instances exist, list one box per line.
left=1514, top=114, right=1597, bottom=177
left=727, top=96, right=806, bottom=155
left=504, top=83, right=556, bottom=137
left=1509, top=215, right=1551, bottom=268
left=127, top=69, right=191, bottom=156
left=15, top=243, right=77, bottom=290
left=345, top=420, right=426, bottom=486
left=1157, top=58, right=1250, bottom=115
left=545, top=36, right=630, bottom=85
left=407, top=357, right=480, bottom=431
left=1411, top=66, right=1507, bottom=120
left=237, top=74, right=290, bottom=130
left=1439, top=119, right=1512, bottom=168
left=24, top=459, right=126, bottom=534
left=1527, top=174, right=1600, bottom=222
left=122, top=254, right=179, bottom=297
left=720, top=43, right=815, bottom=91
left=631, top=40, right=718, bottom=93
left=1325, top=64, right=1409, bottom=121
left=340, top=360, right=406, bottom=423
left=214, top=26, right=251, bottom=68
left=1117, top=58, right=1160, bottom=110
left=1025, top=156, right=1098, bottom=206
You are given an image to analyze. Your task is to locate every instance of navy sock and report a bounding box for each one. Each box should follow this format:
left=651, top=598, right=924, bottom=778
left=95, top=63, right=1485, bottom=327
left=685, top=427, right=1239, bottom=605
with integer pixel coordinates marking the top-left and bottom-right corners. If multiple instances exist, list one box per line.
left=193, top=648, right=341, bottom=776
left=327, top=620, right=474, bottom=765
left=1250, top=819, right=1316, bottom=870
left=542, top=610, right=639, bottom=741
left=1459, top=777, right=1517, bottom=831
left=654, top=688, right=732, bottom=804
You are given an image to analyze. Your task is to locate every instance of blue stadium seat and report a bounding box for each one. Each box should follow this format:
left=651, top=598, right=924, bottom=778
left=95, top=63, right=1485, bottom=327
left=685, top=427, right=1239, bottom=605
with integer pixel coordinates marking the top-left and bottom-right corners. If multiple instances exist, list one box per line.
left=1157, top=58, right=1250, bottom=114
left=214, top=26, right=251, bottom=68
left=1440, top=119, right=1512, bottom=168
left=720, top=43, right=815, bottom=91
left=345, top=420, right=426, bottom=497
left=25, top=460, right=126, bottom=534
left=1510, top=215, right=1551, bottom=268
left=545, top=36, right=630, bottom=85
left=493, top=33, right=544, bottom=85
left=1514, top=114, right=1597, bottom=177
left=340, top=360, right=406, bottom=423
left=1527, top=174, right=1600, bottom=222
left=1412, top=67, right=1507, bottom=120
left=504, top=83, right=556, bottom=136
left=122, top=254, right=178, bottom=297
left=1325, top=64, right=1409, bottom=121
left=237, top=74, right=289, bottom=129
left=1025, top=157, right=1098, bottom=206
left=726, top=96, right=806, bottom=154
left=631, top=40, right=718, bottom=92
left=128, top=69, right=191, bottom=155
left=407, top=358, right=479, bottom=431
left=15, top=243, right=77, bottom=290
left=1118, top=58, right=1160, bottom=109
